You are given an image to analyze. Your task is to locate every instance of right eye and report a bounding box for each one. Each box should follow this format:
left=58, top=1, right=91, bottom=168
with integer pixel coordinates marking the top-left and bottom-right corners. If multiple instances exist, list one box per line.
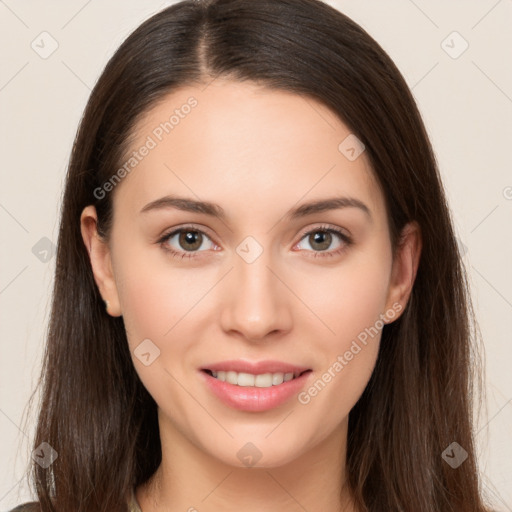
left=158, top=226, right=219, bottom=259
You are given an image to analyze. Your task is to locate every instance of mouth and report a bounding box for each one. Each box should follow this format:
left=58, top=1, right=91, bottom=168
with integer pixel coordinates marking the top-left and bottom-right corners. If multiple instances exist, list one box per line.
left=201, top=369, right=312, bottom=388
left=200, top=363, right=314, bottom=411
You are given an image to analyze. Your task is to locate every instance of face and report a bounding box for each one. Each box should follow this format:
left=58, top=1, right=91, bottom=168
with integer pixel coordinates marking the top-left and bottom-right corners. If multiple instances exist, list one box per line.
left=82, top=79, right=418, bottom=469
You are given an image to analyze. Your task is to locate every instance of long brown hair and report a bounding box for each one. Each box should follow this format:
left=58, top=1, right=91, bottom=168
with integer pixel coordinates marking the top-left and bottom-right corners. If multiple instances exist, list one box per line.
left=20, top=0, right=493, bottom=510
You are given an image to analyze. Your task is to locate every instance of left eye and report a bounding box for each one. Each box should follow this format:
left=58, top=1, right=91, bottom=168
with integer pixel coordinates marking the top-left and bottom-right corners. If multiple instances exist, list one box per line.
left=295, top=228, right=349, bottom=254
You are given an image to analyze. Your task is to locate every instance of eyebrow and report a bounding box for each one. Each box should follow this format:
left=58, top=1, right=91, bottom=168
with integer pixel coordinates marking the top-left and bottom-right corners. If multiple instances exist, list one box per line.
left=140, top=194, right=372, bottom=221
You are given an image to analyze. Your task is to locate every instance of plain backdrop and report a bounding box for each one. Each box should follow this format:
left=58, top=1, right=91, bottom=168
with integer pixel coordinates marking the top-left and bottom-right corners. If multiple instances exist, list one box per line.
left=1, top=0, right=511, bottom=510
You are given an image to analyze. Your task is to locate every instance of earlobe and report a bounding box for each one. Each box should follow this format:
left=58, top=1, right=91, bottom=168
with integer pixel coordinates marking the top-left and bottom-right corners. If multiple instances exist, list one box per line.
left=384, top=221, right=422, bottom=323
left=80, top=205, right=122, bottom=317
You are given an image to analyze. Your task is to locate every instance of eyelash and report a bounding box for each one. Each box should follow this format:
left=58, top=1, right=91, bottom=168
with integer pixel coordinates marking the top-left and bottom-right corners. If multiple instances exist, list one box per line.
left=157, top=224, right=353, bottom=260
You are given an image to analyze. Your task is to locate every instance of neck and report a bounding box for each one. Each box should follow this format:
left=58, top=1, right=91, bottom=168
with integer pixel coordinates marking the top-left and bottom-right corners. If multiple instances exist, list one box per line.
left=135, top=411, right=358, bottom=512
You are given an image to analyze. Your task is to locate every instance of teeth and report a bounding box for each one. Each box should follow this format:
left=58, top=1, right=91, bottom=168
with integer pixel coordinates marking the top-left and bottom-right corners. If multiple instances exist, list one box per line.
left=210, top=370, right=299, bottom=387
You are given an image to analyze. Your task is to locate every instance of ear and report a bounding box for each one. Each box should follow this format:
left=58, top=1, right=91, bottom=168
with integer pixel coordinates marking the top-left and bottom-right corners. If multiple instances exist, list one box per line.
left=383, top=221, right=422, bottom=323
left=80, top=205, right=122, bottom=317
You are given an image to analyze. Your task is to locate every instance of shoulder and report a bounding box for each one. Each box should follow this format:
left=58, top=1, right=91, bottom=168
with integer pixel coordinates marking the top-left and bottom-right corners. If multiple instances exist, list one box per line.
left=9, top=491, right=140, bottom=512
left=8, top=502, right=40, bottom=512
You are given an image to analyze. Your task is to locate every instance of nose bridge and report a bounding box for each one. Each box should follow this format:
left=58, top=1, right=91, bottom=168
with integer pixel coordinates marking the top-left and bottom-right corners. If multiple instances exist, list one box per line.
left=220, top=241, right=291, bottom=340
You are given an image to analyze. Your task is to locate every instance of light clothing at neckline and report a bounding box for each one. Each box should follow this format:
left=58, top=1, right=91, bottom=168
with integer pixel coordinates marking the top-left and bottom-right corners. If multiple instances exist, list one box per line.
left=128, top=487, right=143, bottom=512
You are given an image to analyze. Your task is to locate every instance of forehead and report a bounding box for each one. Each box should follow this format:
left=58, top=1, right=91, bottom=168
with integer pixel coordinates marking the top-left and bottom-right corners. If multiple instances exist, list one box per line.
left=112, top=79, right=386, bottom=227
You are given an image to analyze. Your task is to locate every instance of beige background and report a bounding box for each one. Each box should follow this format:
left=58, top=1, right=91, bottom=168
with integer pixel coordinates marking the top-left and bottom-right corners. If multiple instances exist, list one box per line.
left=1, top=0, right=511, bottom=510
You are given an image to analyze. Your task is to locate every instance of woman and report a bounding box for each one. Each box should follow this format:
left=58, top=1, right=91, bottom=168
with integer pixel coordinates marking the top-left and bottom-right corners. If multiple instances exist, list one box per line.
left=13, top=0, right=494, bottom=510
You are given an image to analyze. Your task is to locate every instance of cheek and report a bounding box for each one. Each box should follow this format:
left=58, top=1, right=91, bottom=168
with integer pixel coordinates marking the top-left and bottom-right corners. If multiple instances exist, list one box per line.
left=114, top=244, right=211, bottom=341
left=115, top=258, right=202, bottom=407
left=296, top=246, right=392, bottom=344
left=292, top=242, right=392, bottom=407
left=113, top=246, right=222, bottom=395
left=295, top=273, right=388, bottom=425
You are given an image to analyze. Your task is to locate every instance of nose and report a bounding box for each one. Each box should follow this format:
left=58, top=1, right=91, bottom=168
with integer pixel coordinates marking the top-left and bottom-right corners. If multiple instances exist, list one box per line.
left=219, top=249, right=293, bottom=342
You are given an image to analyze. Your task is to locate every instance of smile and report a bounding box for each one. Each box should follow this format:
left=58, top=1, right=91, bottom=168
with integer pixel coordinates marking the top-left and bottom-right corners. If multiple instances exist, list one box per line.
left=203, top=369, right=309, bottom=388
left=200, top=368, right=313, bottom=412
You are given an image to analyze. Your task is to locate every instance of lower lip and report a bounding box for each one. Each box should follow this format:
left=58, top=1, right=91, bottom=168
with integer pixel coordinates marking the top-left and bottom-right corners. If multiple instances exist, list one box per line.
left=200, top=370, right=312, bottom=412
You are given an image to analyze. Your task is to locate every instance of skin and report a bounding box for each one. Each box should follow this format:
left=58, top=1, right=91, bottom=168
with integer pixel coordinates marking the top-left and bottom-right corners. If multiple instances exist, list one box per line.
left=81, top=78, right=421, bottom=512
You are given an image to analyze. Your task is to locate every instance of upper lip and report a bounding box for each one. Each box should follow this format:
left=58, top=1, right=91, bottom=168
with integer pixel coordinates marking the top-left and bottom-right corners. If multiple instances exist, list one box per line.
left=201, top=359, right=311, bottom=375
